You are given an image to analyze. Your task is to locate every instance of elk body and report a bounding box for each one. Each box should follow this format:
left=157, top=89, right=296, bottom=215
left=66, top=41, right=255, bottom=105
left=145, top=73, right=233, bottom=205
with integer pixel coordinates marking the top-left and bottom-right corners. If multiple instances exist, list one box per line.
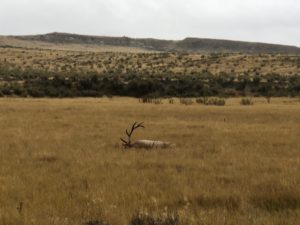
left=120, top=122, right=173, bottom=149
left=133, top=140, right=171, bottom=149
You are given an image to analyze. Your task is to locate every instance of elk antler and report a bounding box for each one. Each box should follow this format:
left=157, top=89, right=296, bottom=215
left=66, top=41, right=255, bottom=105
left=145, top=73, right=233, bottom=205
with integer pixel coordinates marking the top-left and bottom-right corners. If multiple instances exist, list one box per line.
left=120, top=122, right=145, bottom=148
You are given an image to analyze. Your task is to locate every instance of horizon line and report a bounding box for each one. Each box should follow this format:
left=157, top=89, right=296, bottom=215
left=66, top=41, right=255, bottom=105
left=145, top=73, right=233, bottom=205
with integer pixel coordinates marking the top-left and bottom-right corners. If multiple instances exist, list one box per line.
left=2, top=31, right=300, bottom=48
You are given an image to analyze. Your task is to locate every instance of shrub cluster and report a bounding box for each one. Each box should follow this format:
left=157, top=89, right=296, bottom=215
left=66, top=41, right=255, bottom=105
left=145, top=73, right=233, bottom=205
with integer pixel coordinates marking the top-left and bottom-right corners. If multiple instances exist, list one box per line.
left=204, top=98, right=226, bottom=106
left=0, top=66, right=299, bottom=98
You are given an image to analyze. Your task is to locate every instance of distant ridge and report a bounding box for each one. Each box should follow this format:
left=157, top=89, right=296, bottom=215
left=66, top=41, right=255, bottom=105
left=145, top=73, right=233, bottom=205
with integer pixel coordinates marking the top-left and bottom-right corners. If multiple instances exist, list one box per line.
left=9, top=32, right=300, bottom=54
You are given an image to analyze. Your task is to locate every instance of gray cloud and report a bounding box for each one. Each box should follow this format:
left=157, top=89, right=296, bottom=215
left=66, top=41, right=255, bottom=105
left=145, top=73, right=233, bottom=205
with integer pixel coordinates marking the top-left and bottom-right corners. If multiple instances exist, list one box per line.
left=0, top=0, right=299, bottom=46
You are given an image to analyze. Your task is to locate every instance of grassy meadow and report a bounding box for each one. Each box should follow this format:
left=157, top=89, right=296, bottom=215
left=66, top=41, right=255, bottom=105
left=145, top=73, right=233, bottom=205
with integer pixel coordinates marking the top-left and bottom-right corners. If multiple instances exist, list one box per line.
left=0, top=97, right=300, bottom=225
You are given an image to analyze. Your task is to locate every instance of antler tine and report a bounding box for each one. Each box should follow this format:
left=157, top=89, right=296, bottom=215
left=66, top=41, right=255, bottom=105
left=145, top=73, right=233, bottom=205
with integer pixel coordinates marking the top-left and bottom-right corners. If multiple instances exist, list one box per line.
left=127, top=121, right=144, bottom=138
left=126, top=122, right=137, bottom=136
left=120, top=138, right=128, bottom=145
left=132, top=121, right=138, bottom=129
left=134, top=121, right=145, bottom=129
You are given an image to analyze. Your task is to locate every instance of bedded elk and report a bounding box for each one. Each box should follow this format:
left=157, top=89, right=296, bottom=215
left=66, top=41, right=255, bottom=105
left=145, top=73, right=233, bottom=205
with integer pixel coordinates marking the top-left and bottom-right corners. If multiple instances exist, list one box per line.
left=120, top=122, right=173, bottom=149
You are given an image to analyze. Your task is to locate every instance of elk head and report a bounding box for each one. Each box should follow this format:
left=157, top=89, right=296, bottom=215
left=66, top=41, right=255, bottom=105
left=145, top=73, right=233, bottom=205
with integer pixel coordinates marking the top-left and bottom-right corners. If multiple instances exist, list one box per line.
left=120, top=122, right=144, bottom=148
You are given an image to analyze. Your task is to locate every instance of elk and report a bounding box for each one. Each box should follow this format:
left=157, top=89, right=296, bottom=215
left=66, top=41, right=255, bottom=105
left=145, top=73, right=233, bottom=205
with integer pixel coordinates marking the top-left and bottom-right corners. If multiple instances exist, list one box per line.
left=120, top=122, right=173, bottom=149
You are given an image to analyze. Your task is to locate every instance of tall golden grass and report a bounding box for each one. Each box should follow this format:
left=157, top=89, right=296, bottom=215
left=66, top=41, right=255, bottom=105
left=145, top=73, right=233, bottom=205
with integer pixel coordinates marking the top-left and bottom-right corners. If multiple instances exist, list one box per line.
left=0, top=97, right=299, bottom=225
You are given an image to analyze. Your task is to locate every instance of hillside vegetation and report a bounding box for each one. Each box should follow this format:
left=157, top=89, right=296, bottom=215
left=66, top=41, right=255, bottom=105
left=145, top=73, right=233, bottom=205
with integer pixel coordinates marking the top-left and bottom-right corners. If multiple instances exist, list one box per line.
left=0, top=36, right=148, bottom=53
left=0, top=46, right=299, bottom=98
left=12, top=32, right=300, bottom=54
left=1, top=47, right=300, bottom=75
left=0, top=33, right=300, bottom=98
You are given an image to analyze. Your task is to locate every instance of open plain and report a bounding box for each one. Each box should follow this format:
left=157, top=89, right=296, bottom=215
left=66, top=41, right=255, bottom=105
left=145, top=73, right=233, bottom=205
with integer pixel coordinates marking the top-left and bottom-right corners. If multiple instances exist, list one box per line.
left=0, top=97, right=299, bottom=225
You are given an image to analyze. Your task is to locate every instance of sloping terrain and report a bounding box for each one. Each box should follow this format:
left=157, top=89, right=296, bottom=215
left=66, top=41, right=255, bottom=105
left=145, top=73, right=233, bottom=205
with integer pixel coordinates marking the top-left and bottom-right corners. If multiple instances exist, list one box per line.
left=0, top=33, right=299, bottom=98
left=0, top=35, right=150, bottom=53
left=1, top=47, right=299, bottom=76
left=8, top=32, right=300, bottom=54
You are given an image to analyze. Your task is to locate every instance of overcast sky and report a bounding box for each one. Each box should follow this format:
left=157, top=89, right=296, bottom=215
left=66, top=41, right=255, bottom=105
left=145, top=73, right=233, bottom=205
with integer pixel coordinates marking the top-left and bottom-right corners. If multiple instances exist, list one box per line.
left=1, top=0, right=299, bottom=46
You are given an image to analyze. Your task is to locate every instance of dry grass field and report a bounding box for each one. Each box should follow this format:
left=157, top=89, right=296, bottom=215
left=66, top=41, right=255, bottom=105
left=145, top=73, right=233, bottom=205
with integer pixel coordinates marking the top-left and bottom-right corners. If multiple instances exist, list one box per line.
left=0, top=97, right=300, bottom=225
left=1, top=47, right=300, bottom=76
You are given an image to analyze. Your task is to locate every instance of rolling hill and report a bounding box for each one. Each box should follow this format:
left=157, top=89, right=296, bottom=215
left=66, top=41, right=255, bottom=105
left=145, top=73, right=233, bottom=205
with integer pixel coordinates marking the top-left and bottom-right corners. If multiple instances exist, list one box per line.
left=1, top=32, right=300, bottom=54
